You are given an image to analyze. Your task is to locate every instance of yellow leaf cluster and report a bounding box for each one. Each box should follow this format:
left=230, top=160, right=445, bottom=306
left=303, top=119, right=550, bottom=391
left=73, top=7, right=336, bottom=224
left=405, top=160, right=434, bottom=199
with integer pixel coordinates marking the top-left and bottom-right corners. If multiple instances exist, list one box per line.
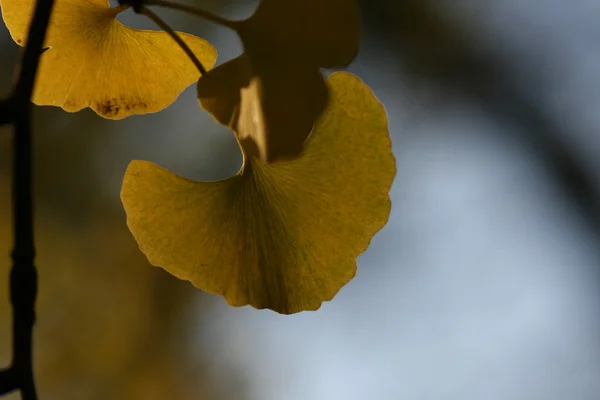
left=0, top=0, right=397, bottom=314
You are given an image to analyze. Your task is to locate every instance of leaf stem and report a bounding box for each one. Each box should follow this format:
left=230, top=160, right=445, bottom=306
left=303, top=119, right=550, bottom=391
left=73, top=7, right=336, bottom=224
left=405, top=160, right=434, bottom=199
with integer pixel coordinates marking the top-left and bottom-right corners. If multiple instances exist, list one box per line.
left=110, top=4, right=131, bottom=15
left=141, top=6, right=207, bottom=75
left=146, top=0, right=238, bottom=30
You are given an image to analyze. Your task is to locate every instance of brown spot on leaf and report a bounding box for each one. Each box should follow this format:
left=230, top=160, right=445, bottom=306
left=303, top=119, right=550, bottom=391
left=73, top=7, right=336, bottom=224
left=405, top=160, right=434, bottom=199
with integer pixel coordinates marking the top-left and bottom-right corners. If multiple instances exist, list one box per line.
left=96, top=98, right=149, bottom=118
left=120, top=96, right=148, bottom=112
left=97, top=99, right=119, bottom=117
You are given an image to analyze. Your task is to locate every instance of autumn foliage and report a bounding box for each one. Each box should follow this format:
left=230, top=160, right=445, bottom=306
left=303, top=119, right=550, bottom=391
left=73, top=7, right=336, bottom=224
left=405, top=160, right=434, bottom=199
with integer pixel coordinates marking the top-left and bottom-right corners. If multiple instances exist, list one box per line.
left=0, top=0, right=396, bottom=314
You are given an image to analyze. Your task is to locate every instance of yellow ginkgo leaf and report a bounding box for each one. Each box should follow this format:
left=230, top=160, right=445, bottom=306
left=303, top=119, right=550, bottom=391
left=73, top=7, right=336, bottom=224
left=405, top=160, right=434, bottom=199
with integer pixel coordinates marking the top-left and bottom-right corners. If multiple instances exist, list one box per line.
left=122, top=72, right=395, bottom=314
left=197, top=0, right=360, bottom=163
left=0, top=0, right=216, bottom=119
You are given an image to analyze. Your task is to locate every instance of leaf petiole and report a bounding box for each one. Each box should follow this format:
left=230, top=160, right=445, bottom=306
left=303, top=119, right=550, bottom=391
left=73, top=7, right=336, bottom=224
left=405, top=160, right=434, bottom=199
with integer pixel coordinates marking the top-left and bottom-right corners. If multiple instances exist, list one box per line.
left=146, top=0, right=238, bottom=30
left=141, top=6, right=208, bottom=75
left=110, top=4, right=131, bottom=15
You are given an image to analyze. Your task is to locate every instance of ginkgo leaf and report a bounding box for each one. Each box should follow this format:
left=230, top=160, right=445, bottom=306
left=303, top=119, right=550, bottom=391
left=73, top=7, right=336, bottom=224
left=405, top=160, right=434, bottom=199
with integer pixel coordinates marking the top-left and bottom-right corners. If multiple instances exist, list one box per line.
left=122, top=72, right=395, bottom=314
left=197, top=0, right=360, bottom=163
left=0, top=0, right=216, bottom=119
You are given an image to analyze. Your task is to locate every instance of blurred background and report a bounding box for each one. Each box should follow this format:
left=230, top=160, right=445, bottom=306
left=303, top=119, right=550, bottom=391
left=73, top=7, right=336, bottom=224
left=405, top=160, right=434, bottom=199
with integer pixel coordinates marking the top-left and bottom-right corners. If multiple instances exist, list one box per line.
left=2, top=0, right=600, bottom=398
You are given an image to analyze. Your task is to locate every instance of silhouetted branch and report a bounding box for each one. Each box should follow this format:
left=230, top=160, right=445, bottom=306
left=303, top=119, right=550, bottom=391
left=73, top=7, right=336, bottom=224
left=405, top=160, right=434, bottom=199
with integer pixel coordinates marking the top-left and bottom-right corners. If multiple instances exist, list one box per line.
left=0, top=0, right=57, bottom=398
left=0, top=100, right=11, bottom=127
left=0, top=369, right=17, bottom=396
left=13, top=0, right=56, bottom=108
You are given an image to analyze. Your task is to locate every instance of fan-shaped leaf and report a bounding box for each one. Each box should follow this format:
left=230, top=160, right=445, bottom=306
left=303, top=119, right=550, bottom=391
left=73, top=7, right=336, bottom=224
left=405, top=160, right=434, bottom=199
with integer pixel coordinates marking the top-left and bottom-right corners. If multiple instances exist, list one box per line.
left=122, top=72, right=395, bottom=314
left=0, top=0, right=216, bottom=118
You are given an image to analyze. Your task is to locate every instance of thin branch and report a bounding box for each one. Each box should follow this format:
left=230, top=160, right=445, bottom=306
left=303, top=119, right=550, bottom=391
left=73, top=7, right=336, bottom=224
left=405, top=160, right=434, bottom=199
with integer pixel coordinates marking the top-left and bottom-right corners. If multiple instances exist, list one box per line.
left=12, top=0, right=56, bottom=107
left=0, top=0, right=57, bottom=398
left=0, top=100, right=11, bottom=127
left=0, top=369, right=17, bottom=396
left=146, top=0, right=238, bottom=29
left=142, top=6, right=208, bottom=75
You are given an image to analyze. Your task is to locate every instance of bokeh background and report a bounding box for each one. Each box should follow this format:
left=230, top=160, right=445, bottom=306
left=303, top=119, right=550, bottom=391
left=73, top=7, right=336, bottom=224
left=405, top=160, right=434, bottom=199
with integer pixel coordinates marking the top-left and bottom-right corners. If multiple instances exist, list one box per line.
left=2, top=0, right=600, bottom=399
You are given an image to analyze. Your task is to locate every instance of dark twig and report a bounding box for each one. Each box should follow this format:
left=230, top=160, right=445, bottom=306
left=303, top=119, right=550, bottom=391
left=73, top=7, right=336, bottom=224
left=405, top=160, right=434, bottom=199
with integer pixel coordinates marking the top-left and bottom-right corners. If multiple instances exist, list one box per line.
left=0, top=369, right=17, bottom=395
left=115, top=1, right=208, bottom=74
left=0, top=0, right=57, bottom=398
left=12, top=0, right=56, bottom=106
left=146, top=0, right=237, bottom=29
left=0, top=100, right=11, bottom=127
left=141, top=6, right=207, bottom=75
